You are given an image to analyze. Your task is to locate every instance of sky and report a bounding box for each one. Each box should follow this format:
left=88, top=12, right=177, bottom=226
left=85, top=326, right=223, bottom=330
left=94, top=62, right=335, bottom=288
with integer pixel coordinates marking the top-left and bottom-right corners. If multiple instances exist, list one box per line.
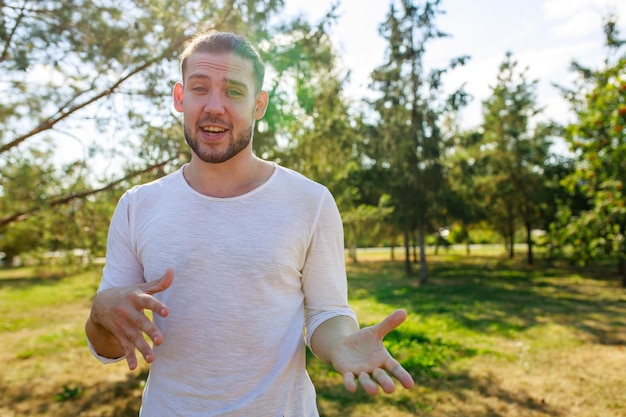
left=283, top=0, right=626, bottom=133
left=44, top=0, right=626, bottom=169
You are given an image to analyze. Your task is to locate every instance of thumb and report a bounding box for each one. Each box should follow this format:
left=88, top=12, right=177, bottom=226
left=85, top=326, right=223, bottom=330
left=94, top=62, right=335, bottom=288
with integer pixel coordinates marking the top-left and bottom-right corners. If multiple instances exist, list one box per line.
left=144, top=268, right=174, bottom=295
left=372, top=309, right=408, bottom=339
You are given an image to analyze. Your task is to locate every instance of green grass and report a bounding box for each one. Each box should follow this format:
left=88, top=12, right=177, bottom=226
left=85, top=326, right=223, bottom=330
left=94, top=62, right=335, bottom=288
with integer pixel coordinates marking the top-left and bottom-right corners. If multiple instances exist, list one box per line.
left=1, top=252, right=625, bottom=417
left=311, top=254, right=626, bottom=416
left=0, top=267, right=98, bottom=332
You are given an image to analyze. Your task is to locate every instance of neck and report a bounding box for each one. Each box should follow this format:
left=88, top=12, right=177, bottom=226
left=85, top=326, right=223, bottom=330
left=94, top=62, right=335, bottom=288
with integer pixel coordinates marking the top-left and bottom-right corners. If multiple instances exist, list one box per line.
left=183, top=151, right=274, bottom=198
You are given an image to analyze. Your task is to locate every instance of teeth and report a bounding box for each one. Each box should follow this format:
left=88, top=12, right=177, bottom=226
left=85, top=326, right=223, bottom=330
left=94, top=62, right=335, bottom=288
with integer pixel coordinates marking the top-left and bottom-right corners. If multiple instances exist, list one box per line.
left=202, top=126, right=226, bottom=133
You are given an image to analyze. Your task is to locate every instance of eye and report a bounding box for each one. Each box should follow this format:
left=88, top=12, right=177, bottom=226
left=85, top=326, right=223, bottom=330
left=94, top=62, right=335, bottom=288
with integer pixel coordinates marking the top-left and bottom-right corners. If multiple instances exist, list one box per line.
left=227, top=88, right=243, bottom=97
left=191, top=86, right=207, bottom=93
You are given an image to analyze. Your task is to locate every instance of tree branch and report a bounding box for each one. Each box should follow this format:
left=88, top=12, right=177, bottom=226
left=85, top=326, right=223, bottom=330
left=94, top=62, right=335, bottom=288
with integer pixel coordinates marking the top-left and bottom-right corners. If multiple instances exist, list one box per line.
left=0, top=27, right=192, bottom=155
left=0, top=0, right=27, bottom=62
left=0, top=156, right=178, bottom=228
left=0, top=0, right=241, bottom=155
left=0, top=58, right=160, bottom=154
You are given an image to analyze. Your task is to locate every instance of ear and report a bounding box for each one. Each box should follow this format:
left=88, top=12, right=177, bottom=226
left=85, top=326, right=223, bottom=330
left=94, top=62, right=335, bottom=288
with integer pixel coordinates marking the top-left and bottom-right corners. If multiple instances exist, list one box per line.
left=253, top=90, right=269, bottom=120
left=173, top=82, right=184, bottom=113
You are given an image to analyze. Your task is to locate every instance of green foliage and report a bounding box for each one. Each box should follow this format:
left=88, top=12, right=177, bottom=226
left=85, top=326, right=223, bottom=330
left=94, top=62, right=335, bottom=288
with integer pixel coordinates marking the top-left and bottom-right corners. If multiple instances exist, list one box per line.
left=259, top=11, right=393, bottom=255
left=367, top=0, right=469, bottom=277
left=550, top=19, right=626, bottom=278
left=0, top=0, right=297, bottom=259
left=1, top=0, right=624, bottom=280
left=54, top=385, right=84, bottom=402
left=0, top=148, right=54, bottom=263
left=478, top=51, right=555, bottom=262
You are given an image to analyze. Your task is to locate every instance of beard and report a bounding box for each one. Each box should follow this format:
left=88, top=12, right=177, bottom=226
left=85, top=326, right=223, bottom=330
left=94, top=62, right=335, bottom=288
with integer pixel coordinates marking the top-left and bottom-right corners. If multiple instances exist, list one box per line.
left=184, top=121, right=254, bottom=164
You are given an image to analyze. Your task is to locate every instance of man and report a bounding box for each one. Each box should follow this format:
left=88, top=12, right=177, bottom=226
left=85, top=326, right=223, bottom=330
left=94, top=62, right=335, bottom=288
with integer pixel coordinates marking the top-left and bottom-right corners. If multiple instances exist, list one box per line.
left=85, top=31, right=414, bottom=416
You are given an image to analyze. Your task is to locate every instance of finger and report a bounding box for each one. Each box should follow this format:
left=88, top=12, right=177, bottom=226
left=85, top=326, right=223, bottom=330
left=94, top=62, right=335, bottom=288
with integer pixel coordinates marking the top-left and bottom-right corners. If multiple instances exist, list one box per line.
left=116, top=307, right=161, bottom=361
left=372, top=309, right=408, bottom=339
left=343, top=372, right=358, bottom=393
left=144, top=269, right=174, bottom=296
left=125, top=324, right=157, bottom=364
left=372, top=368, right=395, bottom=394
left=120, top=338, right=139, bottom=370
left=126, top=353, right=137, bottom=371
left=358, top=371, right=379, bottom=395
left=117, top=297, right=165, bottom=345
left=138, top=269, right=174, bottom=318
left=389, top=363, right=415, bottom=390
left=129, top=309, right=165, bottom=346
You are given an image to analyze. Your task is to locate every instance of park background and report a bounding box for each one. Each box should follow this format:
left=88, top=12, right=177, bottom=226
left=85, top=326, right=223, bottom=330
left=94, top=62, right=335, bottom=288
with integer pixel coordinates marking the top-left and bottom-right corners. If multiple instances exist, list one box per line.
left=1, top=0, right=625, bottom=416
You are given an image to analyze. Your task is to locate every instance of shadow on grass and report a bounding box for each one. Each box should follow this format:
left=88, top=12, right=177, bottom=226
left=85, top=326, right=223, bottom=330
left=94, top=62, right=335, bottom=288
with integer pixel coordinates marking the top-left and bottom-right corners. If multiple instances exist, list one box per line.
left=307, top=351, right=430, bottom=416
left=348, top=258, right=626, bottom=346
left=2, top=258, right=623, bottom=416
left=1, top=370, right=146, bottom=417
left=77, top=369, right=147, bottom=417
left=307, top=257, right=626, bottom=415
left=311, top=356, right=564, bottom=417
left=0, top=273, right=67, bottom=290
left=428, top=369, right=563, bottom=417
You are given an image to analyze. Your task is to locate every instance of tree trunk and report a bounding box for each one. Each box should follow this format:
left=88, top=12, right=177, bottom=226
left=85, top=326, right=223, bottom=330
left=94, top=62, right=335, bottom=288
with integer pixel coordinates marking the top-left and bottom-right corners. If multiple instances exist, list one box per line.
left=507, top=206, right=515, bottom=259
left=349, top=241, right=358, bottom=264
left=412, top=232, right=418, bottom=263
left=403, top=228, right=412, bottom=276
left=508, top=229, right=515, bottom=259
left=526, top=222, right=534, bottom=265
left=617, top=256, right=626, bottom=288
left=418, top=221, right=428, bottom=285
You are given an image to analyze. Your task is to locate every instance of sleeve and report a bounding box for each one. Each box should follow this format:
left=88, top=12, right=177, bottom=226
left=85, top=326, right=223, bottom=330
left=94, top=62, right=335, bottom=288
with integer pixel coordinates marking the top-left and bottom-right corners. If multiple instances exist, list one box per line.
left=88, top=190, right=146, bottom=363
left=302, top=188, right=359, bottom=347
left=98, top=189, right=146, bottom=292
left=87, top=337, right=125, bottom=364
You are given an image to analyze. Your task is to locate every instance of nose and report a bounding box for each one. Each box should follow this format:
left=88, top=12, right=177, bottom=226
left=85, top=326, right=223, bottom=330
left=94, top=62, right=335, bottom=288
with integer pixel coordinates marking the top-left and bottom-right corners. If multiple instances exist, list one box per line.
left=203, top=90, right=225, bottom=114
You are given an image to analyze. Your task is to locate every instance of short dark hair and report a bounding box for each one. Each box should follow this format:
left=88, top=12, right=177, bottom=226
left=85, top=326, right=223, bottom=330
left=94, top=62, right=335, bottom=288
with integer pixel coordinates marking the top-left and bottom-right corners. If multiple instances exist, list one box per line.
left=179, top=31, right=265, bottom=93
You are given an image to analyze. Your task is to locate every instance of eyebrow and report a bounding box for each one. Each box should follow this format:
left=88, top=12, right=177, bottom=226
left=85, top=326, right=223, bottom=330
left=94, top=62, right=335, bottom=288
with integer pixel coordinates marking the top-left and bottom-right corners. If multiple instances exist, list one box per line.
left=187, top=74, right=250, bottom=92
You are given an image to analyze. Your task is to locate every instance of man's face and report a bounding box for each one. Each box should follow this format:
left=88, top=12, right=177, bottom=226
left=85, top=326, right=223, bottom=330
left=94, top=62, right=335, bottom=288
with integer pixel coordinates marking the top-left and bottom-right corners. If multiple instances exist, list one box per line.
left=173, top=52, right=267, bottom=164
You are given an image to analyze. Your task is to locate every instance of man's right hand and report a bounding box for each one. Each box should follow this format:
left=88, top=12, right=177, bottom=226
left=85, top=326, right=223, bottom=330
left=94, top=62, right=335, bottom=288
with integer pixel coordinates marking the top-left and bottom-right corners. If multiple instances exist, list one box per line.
left=86, top=269, right=174, bottom=370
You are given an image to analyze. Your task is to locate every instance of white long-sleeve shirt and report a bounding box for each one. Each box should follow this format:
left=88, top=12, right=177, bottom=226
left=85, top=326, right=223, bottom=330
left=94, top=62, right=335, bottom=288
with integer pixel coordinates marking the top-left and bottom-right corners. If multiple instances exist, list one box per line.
left=90, top=163, right=357, bottom=416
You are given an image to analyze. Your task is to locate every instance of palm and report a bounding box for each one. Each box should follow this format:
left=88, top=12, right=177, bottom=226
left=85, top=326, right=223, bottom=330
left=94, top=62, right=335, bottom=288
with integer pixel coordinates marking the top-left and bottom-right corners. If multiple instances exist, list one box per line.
left=330, top=309, right=415, bottom=395
left=332, top=326, right=394, bottom=374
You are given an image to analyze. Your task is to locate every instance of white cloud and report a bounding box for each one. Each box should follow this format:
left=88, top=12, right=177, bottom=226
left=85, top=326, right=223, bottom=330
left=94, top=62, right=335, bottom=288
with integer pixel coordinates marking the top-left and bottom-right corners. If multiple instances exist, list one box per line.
left=543, top=0, right=589, bottom=20
left=544, top=0, right=626, bottom=38
left=284, top=0, right=625, bottom=131
left=550, top=12, right=603, bottom=38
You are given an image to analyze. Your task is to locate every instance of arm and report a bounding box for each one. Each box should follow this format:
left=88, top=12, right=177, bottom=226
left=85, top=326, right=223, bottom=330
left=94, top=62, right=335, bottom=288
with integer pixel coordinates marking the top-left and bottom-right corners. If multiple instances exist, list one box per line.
left=85, top=269, right=173, bottom=370
left=310, top=310, right=415, bottom=395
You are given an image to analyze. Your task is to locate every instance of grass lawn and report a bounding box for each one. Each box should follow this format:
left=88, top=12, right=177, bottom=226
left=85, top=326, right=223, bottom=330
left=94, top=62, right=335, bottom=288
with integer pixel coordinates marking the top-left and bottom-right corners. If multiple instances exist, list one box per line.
left=1, top=249, right=625, bottom=416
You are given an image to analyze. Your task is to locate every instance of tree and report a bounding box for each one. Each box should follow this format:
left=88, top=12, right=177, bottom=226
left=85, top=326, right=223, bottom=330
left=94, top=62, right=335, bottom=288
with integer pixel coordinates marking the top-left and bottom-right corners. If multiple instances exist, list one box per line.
left=551, top=16, right=626, bottom=285
left=444, top=129, right=488, bottom=255
left=265, top=10, right=393, bottom=262
left=480, top=51, right=554, bottom=264
left=0, top=0, right=285, bottom=229
left=3, top=1, right=353, bottom=262
left=368, top=0, right=468, bottom=281
left=0, top=148, right=52, bottom=264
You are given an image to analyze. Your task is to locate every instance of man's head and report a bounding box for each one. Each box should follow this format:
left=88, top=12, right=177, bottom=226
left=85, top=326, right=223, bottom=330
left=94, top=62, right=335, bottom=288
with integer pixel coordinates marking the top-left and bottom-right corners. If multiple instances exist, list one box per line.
left=179, top=31, right=265, bottom=93
left=173, top=31, right=269, bottom=165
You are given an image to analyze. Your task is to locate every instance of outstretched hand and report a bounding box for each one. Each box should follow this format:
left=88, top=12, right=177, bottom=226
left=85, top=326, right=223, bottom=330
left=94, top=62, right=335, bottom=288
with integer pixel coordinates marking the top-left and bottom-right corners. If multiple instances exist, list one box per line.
left=330, top=309, right=415, bottom=395
left=88, top=269, right=174, bottom=370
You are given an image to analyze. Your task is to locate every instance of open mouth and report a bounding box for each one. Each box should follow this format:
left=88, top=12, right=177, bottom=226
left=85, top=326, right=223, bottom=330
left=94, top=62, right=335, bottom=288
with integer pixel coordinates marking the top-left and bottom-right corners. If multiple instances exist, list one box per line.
left=202, top=126, right=227, bottom=135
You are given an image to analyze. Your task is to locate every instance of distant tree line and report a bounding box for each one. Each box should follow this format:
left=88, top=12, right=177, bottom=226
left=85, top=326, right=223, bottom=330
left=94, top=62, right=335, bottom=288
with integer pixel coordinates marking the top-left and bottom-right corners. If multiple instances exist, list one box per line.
left=0, top=0, right=624, bottom=285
